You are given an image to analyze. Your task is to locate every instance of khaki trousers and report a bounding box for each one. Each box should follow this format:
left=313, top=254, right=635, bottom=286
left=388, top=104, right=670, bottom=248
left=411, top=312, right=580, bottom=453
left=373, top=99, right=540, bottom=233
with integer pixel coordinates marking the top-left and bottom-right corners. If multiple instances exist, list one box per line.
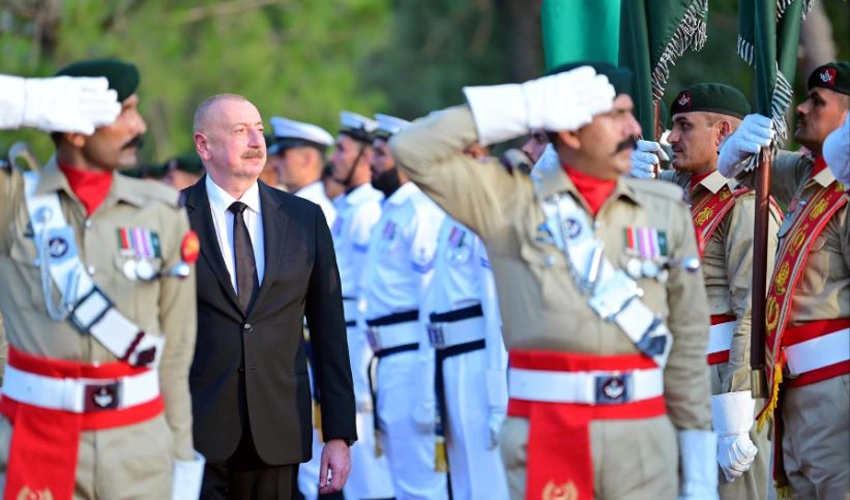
left=781, top=374, right=850, bottom=500
left=501, top=414, right=677, bottom=500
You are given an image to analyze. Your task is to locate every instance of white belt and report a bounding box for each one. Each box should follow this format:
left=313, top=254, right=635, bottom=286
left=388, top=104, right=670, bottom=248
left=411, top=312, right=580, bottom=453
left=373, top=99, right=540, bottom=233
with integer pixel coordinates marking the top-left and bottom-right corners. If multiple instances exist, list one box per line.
left=343, top=298, right=358, bottom=325
left=784, top=328, right=850, bottom=376
left=707, top=321, right=735, bottom=356
left=508, top=367, right=664, bottom=405
left=366, top=321, right=420, bottom=352
left=428, top=315, right=486, bottom=349
left=2, top=365, right=160, bottom=413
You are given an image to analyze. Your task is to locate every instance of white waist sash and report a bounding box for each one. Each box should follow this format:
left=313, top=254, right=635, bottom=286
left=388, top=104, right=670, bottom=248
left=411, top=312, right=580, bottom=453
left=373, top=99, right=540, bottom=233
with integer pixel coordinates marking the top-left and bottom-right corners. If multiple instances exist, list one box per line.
left=707, top=321, right=735, bottom=356
left=428, top=315, right=486, bottom=349
left=508, top=366, right=664, bottom=405
left=784, top=328, right=850, bottom=376
left=366, top=321, right=420, bottom=352
left=2, top=365, right=160, bottom=413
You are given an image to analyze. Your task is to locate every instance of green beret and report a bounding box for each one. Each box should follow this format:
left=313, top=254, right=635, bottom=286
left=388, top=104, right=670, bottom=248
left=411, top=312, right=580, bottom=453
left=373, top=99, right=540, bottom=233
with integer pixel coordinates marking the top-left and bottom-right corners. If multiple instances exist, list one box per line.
left=807, top=61, right=850, bottom=96
left=670, top=83, right=751, bottom=119
left=167, top=154, right=203, bottom=175
left=55, top=58, right=140, bottom=102
left=546, top=61, right=634, bottom=99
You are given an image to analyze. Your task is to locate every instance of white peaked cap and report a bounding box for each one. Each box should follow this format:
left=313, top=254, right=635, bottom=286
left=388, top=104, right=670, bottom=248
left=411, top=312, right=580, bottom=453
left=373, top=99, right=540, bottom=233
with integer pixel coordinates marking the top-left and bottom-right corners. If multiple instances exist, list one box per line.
left=269, top=116, right=334, bottom=146
left=339, top=111, right=378, bottom=133
left=374, top=113, right=410, bottom=136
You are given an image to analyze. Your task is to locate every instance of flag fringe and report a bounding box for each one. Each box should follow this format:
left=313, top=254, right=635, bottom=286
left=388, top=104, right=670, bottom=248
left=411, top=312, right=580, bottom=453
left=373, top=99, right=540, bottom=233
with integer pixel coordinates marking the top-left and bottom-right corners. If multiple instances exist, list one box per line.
left=735, top=42, right=793, bottom=146
left=650, top=0, right=708, bottom=101
left=777, top=0, right=817, bottom=20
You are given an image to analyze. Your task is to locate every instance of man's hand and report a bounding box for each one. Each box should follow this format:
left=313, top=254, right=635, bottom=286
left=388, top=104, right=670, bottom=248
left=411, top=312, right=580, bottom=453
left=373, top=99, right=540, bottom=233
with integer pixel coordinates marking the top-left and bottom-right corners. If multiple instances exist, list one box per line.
left=522, top=66, right=615, bottom=133
left=22, top=76, right=121, bottom=134
left=318, top=439, right=351, bottom=494
left=717, top=114, right=773, bottom=178
left=630, top=140, right=669, bottom=179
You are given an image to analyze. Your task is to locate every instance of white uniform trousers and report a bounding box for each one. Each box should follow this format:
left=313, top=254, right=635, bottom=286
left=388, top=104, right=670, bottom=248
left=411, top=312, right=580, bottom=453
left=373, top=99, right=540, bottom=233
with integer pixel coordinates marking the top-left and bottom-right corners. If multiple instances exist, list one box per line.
left=442, top=348, right=509, bottom=500
left=346, top=326, right=395, bottom=499
left=377, top=349, right=448, bottom=500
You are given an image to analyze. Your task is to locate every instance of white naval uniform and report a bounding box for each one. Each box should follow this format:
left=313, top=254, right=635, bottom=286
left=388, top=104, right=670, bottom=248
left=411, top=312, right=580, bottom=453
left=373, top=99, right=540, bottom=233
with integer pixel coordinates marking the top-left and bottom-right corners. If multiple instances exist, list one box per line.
left=331, top=182, right=396, bottom=499
left=420, top=216, right=509, bottom=500
left=361, top=181, right=447, bottom=499
left=294, top=179, right=339, bottom=500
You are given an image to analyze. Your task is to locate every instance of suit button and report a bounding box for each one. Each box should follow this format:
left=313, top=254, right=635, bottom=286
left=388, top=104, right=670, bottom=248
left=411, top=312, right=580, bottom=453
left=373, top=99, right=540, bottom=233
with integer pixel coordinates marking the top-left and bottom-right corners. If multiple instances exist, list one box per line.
left=243, top=323, right=252, bottom=331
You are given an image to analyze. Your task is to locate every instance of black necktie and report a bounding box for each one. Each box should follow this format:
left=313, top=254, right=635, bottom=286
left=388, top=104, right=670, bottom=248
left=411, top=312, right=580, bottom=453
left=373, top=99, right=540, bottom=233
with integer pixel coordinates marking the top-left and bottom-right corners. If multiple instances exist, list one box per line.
left=229, top=201, right=258, bottom=312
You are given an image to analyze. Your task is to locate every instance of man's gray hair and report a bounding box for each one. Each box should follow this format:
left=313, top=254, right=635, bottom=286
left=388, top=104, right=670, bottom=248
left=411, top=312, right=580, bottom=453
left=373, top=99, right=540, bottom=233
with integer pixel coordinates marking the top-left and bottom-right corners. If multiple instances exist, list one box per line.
left=193, top=93, right=249, bottom=133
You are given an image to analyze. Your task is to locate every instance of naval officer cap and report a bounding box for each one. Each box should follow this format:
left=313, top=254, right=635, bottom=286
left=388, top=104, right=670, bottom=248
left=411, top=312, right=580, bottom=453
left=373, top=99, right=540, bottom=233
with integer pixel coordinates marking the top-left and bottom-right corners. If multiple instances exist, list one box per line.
left=56, top=58, right=140, bottom=103
left=269, top=116, right=334, bottom=155
left=670, top=83, right=751, bottom=119
left=339, top=111, right=379, bottom=144
left=807, top=61, right=850, bottom=96
left=374, top=114, right=411, bottom=141
left=546, top=61, right=634, bottom=99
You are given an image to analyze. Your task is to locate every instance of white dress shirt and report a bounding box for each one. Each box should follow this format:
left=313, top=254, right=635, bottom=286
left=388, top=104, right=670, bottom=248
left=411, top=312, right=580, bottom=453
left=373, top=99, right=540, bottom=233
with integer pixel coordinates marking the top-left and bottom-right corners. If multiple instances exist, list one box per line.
left=206, top=175, right=265, bottom=293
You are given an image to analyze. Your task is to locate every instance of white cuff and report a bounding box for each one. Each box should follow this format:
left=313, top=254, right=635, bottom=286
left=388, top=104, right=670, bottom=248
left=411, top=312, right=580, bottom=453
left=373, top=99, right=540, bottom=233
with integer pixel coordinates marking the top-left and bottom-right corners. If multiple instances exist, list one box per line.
left=463, top=84, right=529, bottom=146
left=711, top=391, right=755, bottom=435
left=0, top=75, right=27, bottom=130
left=678, top=429, right=719, bottom=499
left=172, top=451, right=205, bottom=500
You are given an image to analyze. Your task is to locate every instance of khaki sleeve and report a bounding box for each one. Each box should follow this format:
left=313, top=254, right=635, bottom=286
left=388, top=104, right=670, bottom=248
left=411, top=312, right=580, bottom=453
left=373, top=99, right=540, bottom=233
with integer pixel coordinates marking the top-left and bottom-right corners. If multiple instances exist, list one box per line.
left=390, top=105, right=530, bottom=240
left=736, top=150, right=806, bottom=206
left=664, top=199, right=713, bottom=430
left=157, top=208, right=198, bottom=460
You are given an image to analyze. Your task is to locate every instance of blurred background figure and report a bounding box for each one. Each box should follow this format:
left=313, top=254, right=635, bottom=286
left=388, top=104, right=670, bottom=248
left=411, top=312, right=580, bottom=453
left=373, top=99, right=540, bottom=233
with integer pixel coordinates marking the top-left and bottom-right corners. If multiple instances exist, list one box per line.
left=162, top=153, right=203, bottom=189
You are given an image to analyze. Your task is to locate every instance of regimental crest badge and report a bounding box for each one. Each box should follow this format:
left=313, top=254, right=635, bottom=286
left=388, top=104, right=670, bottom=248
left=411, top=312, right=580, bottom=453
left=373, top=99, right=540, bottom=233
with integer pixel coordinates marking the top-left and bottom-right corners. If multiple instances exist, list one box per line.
left=677, top=91, right=692, bottom=107
left=820, top=68, right=837, bottom=85
left=17, top=486, right=54, bottom=500
left=542, top=480, right=578, bottom=500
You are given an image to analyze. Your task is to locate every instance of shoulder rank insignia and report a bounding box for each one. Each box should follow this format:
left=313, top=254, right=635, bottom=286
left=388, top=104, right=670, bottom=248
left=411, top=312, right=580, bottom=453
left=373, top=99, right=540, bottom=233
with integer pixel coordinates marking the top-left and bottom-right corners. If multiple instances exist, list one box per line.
left=180, top=230, right=200, bottom=264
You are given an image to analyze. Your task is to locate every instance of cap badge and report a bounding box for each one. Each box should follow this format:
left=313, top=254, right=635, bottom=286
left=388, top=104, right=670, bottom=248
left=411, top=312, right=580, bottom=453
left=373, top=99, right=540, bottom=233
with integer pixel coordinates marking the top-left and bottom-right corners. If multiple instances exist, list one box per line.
left=677, top=92, right=692, bottom=107
left=820, top=68, right=837, bottom=85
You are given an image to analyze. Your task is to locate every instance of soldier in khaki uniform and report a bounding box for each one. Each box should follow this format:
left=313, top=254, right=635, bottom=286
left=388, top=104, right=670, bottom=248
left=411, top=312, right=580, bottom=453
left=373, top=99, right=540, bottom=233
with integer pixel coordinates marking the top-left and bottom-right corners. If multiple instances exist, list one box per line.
left=719, top=61, right=850, bottom=500
left=648, top=83, right=781, bottom=499
left=0, top=59, right=202, bottom=500
left=390, top=62, right=716, bottom=500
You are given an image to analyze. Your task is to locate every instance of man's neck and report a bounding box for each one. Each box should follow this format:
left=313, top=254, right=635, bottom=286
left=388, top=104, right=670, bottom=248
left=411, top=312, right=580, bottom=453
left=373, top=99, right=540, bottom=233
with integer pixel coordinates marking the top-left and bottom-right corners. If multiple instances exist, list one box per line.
left=56, top=148, right=110, bottom=173
left=208, top=171, right=257, bottom=199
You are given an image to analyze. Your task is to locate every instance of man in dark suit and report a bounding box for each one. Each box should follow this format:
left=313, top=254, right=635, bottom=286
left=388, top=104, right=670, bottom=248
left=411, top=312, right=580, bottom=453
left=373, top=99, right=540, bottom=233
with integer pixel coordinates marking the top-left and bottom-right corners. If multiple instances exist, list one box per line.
left=184, top=93, right=356, bottom=499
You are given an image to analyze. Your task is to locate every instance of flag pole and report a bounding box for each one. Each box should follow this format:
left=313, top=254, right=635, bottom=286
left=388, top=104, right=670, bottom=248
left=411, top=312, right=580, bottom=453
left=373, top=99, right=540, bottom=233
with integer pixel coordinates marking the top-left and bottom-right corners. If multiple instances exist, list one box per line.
left=750, top=148, right=771, bottom=398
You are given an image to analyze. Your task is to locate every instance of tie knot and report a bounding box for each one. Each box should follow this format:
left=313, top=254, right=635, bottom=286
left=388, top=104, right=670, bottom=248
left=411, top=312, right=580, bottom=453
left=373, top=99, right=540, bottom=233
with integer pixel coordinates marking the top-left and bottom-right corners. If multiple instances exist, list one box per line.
left=229, top=201, right=248, bottom=215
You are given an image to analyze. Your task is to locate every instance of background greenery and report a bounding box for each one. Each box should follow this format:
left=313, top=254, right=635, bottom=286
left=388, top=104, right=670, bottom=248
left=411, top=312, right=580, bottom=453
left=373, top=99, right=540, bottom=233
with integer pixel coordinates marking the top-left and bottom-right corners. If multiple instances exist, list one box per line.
left=1, top=0, right=847, bottom=165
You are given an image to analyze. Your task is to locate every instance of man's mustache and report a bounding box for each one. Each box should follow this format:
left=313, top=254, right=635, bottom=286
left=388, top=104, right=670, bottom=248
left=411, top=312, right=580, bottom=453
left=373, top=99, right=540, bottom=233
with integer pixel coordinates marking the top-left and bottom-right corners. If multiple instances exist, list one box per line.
left=242, top=149, right=265, bottom=159
left=614, top=136, right=638, bottom=154
left=122, top=135, right=144, bottom=150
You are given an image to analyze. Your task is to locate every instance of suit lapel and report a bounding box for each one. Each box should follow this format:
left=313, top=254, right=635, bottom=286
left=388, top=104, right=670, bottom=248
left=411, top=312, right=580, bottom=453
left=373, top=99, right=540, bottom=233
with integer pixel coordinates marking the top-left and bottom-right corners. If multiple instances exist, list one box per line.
left=252, top=182, right=289, bottom=309
left=184, top=178, right=242, bottom=312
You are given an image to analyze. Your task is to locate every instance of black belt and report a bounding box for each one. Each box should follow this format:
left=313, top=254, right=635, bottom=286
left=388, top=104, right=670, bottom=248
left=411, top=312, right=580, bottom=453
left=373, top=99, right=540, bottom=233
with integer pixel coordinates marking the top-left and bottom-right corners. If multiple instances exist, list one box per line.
left=366, top=309, right=419, bottom=327
left=343, top=296, right=357, bottom=328
left=429, top=303, right=483, bottom=323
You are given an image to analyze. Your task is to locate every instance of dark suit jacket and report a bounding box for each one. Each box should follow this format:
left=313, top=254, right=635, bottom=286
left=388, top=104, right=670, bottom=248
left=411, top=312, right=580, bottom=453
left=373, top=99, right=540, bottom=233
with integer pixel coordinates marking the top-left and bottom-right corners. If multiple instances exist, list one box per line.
left=183, top=178, right=356, bottom=465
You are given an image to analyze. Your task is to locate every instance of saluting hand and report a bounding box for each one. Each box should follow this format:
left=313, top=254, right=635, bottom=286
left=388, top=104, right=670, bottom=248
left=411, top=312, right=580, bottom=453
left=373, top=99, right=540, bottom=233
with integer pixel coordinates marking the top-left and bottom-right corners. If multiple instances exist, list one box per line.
left=318, top=438, right=352, bottom=494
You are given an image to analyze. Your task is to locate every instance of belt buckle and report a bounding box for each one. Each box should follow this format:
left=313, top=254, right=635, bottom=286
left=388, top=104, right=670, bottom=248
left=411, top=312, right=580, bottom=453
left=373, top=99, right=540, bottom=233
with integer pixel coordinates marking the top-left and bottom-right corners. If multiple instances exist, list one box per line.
left=83, top=380, right=121, bottom=411
left=366, top=326, right=380, bottom=351
left=427, top=323, right=445, bottom=348
left=594, top=373, right=630, bottom=404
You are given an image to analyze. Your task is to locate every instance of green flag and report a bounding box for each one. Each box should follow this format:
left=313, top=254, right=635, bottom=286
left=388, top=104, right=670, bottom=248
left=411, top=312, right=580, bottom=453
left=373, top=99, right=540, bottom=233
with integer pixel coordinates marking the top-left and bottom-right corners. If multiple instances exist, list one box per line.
left=541, top=0, right=621, bottom=70
left=738, top=0, right=810, bottom=144
left=619, top=0, right=709, bottom=138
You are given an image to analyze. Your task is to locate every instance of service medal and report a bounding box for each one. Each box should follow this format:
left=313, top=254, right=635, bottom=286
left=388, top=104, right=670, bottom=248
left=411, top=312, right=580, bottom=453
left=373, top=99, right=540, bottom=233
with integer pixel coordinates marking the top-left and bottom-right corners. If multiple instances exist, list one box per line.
left=135, top=259, right=156, bottom=281
left=122, top=259, right=138, bottom=281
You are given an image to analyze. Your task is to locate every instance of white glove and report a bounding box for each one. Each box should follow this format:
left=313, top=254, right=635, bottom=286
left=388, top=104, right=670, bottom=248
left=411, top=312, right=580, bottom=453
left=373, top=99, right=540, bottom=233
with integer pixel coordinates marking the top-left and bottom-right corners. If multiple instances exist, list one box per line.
left=678, top=429, right=720, bottom=500
left=630, top=140, right=669, bottom=179
left=172, top=451, right=205, bottom=500
left=717, top=114, right=773, bottom=178
left=712, top=391, right=758, bottom=482
left=487, top=407, right=506, bottom=450
left=823, top=114, right=850, bottom=187
left=14, top=76, right=120, bottom=134
left=464, top=66, right=615, bottom=145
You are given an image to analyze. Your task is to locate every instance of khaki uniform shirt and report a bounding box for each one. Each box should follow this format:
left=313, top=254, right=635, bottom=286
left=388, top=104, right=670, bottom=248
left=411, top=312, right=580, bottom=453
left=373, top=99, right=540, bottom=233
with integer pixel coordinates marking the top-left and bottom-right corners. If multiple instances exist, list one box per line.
left=390, top=106, right=711, bottom=431
left=741, top=151, right=850, bottom=323
left=661, top=170, right=781, bottom=393
left=0, top=158, right=197, bottom=459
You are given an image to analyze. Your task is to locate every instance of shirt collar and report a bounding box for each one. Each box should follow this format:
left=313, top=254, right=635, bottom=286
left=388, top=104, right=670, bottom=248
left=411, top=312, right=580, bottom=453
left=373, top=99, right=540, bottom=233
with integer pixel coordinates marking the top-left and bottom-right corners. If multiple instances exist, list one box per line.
left=344, top=182, right=382, bottom=206
left=812, top=162, right=836, bottom=187
left=531, top=148, right=639, bottom=208
left=37, top=156, right=151, bottom=208
left=206, top=175, right=261, bottom=215
left=695, top=169, right=732, bottom=194
left=385, top=180, right=419, bottom=206
left=294, top=180, right=324, bottom=198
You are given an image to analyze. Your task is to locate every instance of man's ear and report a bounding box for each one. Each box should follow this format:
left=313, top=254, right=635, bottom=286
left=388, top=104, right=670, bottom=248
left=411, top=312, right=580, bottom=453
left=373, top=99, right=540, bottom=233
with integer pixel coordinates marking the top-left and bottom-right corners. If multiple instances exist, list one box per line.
left=715, top=121, right=732, bottom=149
left=63, top=132, right=88, bottom=149
left=194, top=132, right=210, bottom=161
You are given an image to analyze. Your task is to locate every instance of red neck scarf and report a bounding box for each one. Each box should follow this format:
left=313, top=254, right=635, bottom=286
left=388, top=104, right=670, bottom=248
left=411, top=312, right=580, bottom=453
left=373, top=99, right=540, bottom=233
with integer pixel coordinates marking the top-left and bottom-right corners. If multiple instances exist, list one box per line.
left=563, top=165, right=617, bottom=216
left=689, top=170, right=714, bottom=196
left=58, top=163, right=113, bottom=216
left=812, top=155, right=827, bottom=177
